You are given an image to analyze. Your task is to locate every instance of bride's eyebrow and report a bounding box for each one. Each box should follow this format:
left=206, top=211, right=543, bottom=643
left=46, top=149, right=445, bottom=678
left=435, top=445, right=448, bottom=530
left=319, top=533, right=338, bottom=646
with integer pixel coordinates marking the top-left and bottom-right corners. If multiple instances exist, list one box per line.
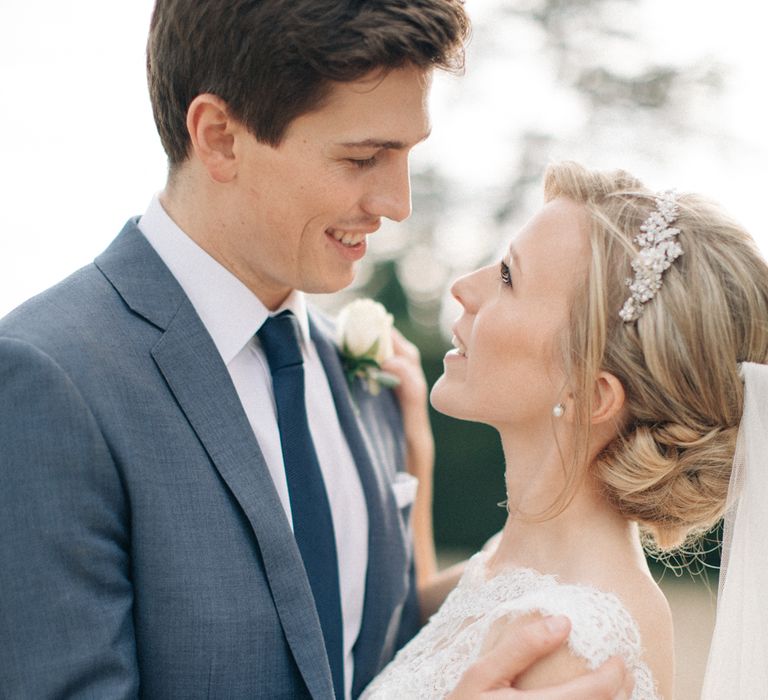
left=507, top=244, right=520, bottom=272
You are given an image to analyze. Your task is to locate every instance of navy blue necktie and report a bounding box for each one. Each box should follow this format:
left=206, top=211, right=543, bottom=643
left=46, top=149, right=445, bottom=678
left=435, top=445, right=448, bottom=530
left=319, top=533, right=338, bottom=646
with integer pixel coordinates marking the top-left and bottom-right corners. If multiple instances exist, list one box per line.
left=257, top=311, right=344, bottom=699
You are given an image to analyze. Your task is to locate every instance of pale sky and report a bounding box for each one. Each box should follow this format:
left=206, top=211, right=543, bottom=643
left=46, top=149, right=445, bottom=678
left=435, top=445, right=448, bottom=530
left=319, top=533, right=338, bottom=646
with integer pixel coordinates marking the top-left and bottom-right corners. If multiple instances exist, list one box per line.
left=1, top=1, right=766, bottom=317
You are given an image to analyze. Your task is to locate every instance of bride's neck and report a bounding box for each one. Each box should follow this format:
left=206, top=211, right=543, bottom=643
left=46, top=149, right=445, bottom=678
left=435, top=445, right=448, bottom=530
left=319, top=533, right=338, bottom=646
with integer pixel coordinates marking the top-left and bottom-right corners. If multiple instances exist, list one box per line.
left=487, top=428, right=643, bottom=580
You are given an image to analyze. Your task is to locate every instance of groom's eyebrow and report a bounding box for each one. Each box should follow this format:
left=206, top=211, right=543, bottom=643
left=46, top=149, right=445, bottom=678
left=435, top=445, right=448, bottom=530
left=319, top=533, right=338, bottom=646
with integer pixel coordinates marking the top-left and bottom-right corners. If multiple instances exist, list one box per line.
left=337, top=130, right=432, bottom=150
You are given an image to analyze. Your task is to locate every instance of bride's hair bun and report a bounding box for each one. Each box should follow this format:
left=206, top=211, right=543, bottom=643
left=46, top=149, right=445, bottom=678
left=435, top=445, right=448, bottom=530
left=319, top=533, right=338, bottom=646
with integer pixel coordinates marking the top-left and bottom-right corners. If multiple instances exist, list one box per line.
left=595, top=422, right=738, bottom=549
left=544, top=161, right=768, bottom=550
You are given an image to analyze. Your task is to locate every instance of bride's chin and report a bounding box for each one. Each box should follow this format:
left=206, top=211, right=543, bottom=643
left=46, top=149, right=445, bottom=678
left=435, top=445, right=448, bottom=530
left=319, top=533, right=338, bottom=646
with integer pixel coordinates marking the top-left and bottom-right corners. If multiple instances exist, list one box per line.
left=429, top=379, right=466, bottom=420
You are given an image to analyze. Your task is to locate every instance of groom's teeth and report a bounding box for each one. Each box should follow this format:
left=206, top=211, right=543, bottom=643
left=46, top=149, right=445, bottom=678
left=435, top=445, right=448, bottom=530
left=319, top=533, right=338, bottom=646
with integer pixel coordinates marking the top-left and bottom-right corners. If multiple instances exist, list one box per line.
left=451, top=335, right=467, bottom=357
left=330, top=229, right=366, bottom=247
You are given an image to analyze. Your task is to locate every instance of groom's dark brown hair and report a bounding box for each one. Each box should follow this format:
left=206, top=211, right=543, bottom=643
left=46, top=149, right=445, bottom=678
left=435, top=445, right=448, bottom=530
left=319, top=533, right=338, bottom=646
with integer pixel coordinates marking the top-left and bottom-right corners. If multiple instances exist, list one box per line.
left=147, top=0, right=469, bottom=167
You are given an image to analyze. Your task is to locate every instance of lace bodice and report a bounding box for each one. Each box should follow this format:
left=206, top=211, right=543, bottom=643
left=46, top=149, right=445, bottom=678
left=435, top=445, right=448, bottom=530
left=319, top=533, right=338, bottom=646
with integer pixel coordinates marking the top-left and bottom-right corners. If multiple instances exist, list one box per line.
left=361, top=551, right=659, bottom=699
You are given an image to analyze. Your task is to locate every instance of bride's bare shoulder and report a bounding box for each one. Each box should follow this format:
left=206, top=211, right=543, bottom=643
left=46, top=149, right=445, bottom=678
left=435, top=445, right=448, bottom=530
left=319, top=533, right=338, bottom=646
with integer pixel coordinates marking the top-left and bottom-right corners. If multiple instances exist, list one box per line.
left=479, top=559, right=673, bottom=696
left=593, top=561, right=674, bottom=698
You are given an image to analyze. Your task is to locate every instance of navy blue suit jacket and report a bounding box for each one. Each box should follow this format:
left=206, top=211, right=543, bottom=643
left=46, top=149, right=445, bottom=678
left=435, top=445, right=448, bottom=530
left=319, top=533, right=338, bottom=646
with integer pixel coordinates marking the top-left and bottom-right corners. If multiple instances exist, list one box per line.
left=0, top=220, right=419, bottom=698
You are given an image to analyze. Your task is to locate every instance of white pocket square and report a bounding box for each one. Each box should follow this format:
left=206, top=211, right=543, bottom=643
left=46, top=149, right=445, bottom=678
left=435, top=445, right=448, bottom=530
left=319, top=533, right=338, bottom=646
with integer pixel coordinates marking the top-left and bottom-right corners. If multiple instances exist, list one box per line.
left=390, top=472, right=419, bottom=509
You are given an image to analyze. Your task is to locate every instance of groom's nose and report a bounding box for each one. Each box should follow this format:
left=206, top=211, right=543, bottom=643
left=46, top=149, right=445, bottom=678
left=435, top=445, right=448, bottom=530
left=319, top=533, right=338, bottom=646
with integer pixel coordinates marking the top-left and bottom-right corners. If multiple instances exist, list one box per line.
left=363, top=156, right=412, bottom=222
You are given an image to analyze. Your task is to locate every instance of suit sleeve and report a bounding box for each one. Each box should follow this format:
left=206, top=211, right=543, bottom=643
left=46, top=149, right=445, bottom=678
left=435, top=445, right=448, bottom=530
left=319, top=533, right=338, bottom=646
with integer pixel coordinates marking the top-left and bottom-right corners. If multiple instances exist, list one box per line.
left=0, top=337, right=138, bottom=698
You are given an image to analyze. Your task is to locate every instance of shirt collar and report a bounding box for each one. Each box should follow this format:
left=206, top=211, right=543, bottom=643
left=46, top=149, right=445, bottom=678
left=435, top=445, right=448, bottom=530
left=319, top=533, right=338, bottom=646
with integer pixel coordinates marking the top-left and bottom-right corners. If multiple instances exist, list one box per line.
left=138, top=194, right=311, bottom=364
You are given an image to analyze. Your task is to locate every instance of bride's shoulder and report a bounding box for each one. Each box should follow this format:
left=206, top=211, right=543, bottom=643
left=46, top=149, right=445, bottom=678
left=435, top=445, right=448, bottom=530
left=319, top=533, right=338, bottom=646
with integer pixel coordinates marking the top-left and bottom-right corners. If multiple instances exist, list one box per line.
left=480, top=555, right=671, bottom=698
left=595, top=563, right=674, bottom=696
left=565, top=559, right=673, bottom=698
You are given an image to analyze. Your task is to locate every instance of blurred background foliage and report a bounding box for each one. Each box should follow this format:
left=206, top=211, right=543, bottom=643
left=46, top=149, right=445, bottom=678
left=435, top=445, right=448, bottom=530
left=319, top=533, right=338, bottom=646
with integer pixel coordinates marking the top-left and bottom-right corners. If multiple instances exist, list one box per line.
left=316, top=0, right=728, bottom=571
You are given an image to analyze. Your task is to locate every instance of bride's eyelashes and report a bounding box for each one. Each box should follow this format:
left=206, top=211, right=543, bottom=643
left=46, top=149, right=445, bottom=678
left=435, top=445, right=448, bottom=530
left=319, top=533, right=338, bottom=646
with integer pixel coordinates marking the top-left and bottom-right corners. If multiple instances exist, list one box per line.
left=499, top=260, right=513, bottom=288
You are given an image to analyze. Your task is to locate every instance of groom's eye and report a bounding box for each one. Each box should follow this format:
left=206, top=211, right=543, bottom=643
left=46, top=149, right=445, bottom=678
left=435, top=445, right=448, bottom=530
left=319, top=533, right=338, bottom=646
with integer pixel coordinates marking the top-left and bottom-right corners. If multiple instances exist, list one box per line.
left=500, top=260, right=513, bottom=287
left=348, top=156, right=378, bottom=169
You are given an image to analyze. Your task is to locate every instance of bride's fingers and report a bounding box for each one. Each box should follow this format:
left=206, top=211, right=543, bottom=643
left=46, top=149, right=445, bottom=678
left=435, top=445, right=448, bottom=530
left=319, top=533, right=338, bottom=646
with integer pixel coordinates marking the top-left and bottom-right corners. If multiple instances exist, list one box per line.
left=382, top=330, right=429, bottom=408
left=390, top=327, right=420, bottom=361
left=447, top=616, right=572, bottom=699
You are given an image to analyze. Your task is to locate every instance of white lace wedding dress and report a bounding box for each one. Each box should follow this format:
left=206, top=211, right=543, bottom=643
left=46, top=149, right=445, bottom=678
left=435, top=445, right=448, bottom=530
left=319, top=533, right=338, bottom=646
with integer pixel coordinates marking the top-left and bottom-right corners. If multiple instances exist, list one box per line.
left=361, top=551, right=659, bottom=699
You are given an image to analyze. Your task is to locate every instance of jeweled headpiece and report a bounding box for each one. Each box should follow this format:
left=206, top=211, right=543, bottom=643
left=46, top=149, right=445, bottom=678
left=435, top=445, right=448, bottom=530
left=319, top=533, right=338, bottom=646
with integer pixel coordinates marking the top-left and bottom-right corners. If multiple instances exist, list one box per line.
left=619, top=190, right=683, bottom=322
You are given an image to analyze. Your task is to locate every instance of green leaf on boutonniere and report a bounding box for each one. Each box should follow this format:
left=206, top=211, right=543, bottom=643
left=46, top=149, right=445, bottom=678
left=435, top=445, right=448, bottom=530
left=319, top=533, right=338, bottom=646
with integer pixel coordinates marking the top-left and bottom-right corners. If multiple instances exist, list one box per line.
left=340, top=341, right=400, bottom=395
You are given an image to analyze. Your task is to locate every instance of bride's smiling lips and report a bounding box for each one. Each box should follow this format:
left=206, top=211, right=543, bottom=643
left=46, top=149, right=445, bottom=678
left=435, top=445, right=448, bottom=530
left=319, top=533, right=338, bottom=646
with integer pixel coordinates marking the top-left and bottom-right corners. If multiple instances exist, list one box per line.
left=446, top=325, right=468, bottom=361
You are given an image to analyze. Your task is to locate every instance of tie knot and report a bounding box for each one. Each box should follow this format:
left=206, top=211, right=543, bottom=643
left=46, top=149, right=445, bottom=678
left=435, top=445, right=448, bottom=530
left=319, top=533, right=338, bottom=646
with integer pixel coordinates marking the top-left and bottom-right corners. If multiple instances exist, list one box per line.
left=257, top=311, right=303, bottom=373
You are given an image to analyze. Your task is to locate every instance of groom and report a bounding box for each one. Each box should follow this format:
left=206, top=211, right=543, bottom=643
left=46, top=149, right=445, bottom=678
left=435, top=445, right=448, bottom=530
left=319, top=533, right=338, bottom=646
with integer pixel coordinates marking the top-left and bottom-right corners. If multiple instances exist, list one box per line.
left=0, top=1, right=630, bottom=698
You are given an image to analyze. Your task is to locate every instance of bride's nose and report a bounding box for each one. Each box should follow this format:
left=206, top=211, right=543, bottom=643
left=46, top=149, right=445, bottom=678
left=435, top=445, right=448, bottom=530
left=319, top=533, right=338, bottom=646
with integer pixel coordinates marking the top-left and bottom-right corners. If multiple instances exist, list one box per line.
left=450, top=266, right=488, bottom=314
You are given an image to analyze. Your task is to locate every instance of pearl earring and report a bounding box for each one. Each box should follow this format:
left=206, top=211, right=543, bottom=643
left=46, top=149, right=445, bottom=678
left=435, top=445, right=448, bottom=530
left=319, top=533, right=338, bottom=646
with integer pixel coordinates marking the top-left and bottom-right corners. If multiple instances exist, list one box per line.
left=552, top=403, right=565, bottom=418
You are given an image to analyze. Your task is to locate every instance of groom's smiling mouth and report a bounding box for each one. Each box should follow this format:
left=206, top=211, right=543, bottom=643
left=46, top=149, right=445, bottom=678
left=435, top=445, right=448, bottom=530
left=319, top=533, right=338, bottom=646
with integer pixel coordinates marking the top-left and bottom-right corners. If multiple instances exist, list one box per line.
left=328, top=228, right=369, bottom=247
left=325, top=222, right=381, bottom=260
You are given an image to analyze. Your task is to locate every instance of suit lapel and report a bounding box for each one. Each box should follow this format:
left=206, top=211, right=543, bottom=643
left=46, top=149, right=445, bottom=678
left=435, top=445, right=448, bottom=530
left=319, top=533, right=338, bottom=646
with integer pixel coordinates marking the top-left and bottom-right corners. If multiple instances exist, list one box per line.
left=95, top=222, right=334, bottom=700
left=310, top=316, right=410, bottom=693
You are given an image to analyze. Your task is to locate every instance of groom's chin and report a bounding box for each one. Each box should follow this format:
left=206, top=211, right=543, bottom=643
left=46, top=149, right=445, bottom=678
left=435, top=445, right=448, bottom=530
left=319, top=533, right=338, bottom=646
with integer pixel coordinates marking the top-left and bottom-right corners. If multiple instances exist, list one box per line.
left=303, top=266, right=359, bottom=295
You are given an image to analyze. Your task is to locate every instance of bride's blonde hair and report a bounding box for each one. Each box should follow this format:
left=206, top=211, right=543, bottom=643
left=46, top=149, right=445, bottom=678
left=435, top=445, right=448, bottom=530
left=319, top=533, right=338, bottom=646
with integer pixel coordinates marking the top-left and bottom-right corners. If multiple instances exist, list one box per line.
left=545, top=161, right=768, bottom=549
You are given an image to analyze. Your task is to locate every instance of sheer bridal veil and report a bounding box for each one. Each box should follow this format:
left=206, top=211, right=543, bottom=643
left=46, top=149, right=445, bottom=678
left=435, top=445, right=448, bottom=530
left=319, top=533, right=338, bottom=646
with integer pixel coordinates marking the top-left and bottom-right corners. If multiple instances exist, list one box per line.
left=701, top=362, right=768, bottom=698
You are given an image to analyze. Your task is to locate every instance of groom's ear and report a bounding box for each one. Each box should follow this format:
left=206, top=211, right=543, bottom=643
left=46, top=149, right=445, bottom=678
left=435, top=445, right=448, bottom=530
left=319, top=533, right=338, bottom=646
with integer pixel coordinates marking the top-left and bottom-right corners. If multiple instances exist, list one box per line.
left=590, top=371, right=626, bottom=425
left=186, top=94, right=238, bottom=183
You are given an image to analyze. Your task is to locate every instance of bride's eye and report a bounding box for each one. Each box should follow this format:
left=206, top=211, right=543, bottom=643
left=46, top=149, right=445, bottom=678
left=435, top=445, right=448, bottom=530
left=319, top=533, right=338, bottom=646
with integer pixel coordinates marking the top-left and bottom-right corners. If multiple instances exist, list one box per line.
left=500, top=260, right=513, bottom=288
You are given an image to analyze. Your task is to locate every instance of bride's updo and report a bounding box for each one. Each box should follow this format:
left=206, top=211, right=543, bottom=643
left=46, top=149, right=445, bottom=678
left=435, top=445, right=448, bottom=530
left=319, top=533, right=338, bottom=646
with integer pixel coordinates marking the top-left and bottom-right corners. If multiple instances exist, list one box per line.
left=545, top=161, right=768, bottom=549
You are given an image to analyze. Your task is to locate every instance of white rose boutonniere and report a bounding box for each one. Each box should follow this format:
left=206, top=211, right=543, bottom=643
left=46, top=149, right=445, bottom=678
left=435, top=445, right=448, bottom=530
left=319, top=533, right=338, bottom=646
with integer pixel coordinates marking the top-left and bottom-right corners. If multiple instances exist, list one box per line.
left=336, top=299, right=401, bottom=395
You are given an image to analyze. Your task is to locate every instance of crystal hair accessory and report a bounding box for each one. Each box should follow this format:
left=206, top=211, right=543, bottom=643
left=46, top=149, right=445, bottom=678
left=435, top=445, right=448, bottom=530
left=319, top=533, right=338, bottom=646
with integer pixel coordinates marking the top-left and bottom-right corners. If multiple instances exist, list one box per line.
left=619, top=191, right=683, bottom=323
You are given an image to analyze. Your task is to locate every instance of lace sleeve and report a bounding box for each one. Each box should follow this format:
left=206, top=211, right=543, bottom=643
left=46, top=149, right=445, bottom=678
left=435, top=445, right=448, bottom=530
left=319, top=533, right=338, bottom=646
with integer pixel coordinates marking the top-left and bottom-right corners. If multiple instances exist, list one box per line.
left=488, top=584, right=658, bottom=699
left=360, top=555, right=659, bottom=700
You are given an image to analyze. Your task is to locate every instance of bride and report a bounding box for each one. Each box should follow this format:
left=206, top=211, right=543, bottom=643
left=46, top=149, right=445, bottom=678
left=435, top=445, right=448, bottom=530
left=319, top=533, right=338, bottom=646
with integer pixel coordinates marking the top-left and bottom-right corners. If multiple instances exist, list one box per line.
left=365, top=161, right=768, bottom=698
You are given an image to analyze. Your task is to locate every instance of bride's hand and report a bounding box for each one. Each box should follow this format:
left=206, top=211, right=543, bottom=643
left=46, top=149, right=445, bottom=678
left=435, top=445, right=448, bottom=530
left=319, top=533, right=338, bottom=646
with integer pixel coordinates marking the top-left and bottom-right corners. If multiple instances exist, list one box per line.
left=381, top=328, right=429, bottom=415
left=381, top=328, right=434, bottom=477
left=447, top=615, right=633, bottom=700
left=381, top=328, right=438, bottom=590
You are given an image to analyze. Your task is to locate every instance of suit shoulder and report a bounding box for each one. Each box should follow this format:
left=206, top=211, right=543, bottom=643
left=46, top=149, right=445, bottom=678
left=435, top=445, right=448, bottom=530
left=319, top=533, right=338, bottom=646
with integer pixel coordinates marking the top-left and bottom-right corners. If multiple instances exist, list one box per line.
left=0, top=262, right=126, bottom=351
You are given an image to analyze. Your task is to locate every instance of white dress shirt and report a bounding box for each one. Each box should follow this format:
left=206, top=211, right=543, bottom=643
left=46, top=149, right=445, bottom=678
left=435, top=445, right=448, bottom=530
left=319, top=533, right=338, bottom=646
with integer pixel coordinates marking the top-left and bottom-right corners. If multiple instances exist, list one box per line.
left=139, top=196, right=368, bottom=699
